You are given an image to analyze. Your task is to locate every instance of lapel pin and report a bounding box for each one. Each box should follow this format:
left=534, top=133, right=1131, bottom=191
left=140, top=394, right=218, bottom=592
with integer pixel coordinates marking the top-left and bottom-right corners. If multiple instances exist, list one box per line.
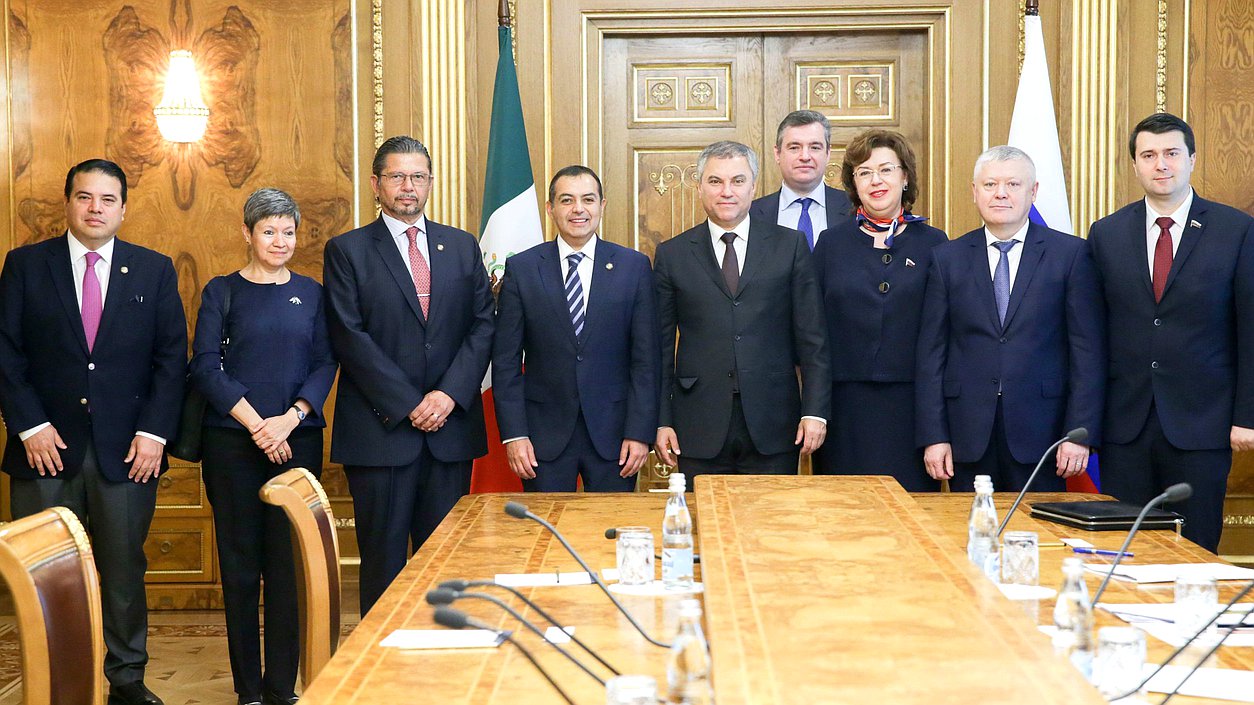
left=289, top=296, right=303, bottom=305
left=606, top=262, right=614, bottom=270
left=120, top=266, right=129, bottom=274
left=437, top=243, right=445, bottom=251
left=905, top=258, right=916, bottom=268
left=1189, top=219, right=1201, bottom=229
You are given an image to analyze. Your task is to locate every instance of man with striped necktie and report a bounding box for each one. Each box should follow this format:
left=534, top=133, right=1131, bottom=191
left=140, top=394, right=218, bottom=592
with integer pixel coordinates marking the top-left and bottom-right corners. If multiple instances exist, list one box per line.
left=492, top=165, right=659, bottom=491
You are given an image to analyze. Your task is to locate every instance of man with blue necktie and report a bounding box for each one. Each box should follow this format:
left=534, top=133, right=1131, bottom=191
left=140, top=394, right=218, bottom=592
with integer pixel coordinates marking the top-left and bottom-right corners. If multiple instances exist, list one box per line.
left=916, top=146, right=1105, bottom=492
left=749, top=110, right=853, bottom=250
left=492, top=166, right=659, bottom=491
left=1088, top=113, right=1254, bottom=552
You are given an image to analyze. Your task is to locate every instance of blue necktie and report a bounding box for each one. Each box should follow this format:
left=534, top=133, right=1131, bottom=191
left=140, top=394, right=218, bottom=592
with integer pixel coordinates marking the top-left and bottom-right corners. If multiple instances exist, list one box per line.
left=796, top=197, right=815, bottom=250
left=992, top=240, right=1018, bottom=325
left=565, top=252, right=586, bottom=338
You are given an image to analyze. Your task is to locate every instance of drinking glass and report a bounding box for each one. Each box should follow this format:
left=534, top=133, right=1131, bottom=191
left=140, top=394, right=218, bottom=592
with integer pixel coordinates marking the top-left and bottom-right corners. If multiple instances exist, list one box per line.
left=1001, top=531, right=1039, bottom=586
left=615, top=527, right=654, bottom=586
left=606, top=674, right=658, bottom=705
left=1174, top=574, right=1219, bottom=639
left=1094, top=626, right=1146, bottom=698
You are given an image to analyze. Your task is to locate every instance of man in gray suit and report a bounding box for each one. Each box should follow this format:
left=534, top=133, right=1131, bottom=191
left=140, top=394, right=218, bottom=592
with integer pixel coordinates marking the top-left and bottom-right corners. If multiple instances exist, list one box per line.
left=653, top=141, right=831, bottom=475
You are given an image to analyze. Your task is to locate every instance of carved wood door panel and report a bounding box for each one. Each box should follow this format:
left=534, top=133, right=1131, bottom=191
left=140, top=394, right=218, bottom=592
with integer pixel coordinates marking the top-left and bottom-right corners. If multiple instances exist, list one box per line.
left=599, top=29, right=931, bottom=259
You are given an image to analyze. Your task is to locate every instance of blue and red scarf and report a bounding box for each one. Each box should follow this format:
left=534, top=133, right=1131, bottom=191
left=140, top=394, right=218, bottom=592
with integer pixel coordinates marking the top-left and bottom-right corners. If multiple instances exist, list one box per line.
left=854, top=207, right=928, bottom=248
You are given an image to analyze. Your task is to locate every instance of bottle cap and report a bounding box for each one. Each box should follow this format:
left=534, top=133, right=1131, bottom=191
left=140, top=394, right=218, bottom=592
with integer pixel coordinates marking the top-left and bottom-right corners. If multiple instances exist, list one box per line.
left=678, top=598, right=702, bottom=618
left=669, top=473, right=686, bottom=491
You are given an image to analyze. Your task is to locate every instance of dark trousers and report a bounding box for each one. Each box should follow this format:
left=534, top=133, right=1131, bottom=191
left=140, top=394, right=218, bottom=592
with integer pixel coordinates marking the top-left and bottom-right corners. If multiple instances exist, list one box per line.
left=815, top=381, right=937, bottom=492
left=951, top=398, right=1064, bottom=493
left=10, top=439, right=157, bottom=687
left=202, top=426, right=323, bottom=700
left=346, top=448, right=471, bottom=615
left=680, top=395, right=800, bottom=477
left=523, top=413, right=634, bottom=492
left=1101, top=404, right=1231, bottom=553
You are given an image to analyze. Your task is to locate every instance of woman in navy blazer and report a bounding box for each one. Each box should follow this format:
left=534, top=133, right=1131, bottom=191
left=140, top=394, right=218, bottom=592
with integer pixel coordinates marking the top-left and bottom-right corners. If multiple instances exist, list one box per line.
left=811, top=130, right=947, bottom=490
left=190, top=189, right=336, bottom=705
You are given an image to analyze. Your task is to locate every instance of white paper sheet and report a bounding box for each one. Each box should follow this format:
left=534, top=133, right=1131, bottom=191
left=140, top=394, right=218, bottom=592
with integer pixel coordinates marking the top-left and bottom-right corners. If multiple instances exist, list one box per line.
left=379, top=629, right=504, bottom=649
left=494, top=571, right=594, bottom=587
left=1083, top=563, right=1254, bottom=584
left=1140, top=664, right=1254, bottom=701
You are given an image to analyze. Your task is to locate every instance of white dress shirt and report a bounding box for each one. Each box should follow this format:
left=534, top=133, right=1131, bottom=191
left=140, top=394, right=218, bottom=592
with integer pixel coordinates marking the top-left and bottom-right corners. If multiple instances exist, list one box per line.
left=1144, top=188, right=1194, bottom=275
left=984, top=220, right=1031, bottom=292
left=708, top=216, right=750, bottom=275
left=382, top=211, right=431, bottom=271
left=21, top=233, right=164, bottom=444
left=501, top=235, right=600, bottom=446
left=776, top=183, right=829, bottom=242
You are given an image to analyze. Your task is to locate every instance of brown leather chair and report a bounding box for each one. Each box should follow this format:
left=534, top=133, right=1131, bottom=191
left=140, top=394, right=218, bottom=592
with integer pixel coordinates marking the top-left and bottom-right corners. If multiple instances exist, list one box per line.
left=259, top=468, right=341, bottom=687
left=0, top=507, right=104, bottom=705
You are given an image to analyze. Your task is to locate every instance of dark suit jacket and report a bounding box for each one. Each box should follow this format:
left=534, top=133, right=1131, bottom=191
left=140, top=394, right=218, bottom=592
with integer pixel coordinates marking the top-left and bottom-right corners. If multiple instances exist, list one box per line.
left=323, top=217, right=494, bottom=466
left=491, top=239, right=660, bottom=461
left=654, top=218, right=831, bottom=458
left=1088, top=195, right=1254, bottom=449
left=0, top=236, right=188, bottom=481
left=749, top=184, right=853, bottom=237
left=915, top=223, right=1106, bottom=464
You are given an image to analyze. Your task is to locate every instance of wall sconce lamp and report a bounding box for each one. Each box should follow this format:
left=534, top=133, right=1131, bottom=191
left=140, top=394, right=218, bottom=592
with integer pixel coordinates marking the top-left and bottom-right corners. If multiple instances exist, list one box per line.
left=153, top=50, right=210, bottom=142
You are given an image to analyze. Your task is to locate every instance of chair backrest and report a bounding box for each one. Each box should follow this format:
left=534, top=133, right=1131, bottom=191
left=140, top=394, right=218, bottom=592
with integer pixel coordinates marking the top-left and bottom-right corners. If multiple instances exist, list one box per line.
left=0, top=507, right=104, bottom=705
left=259, top=468, right=341, bottom=687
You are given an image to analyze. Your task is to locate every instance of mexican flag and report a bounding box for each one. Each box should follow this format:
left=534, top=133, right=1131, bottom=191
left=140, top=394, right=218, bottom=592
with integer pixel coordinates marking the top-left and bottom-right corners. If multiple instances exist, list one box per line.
left=471, top=22, right=543, bottom=493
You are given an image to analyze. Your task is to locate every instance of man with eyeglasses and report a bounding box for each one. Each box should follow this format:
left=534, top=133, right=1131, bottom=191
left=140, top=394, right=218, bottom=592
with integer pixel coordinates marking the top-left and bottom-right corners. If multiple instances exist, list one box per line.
left=915, top=145, right=1105, bottom=492
left=748, top=110, right=852, bottom=250
left=323, top=136, right=494, bottom=614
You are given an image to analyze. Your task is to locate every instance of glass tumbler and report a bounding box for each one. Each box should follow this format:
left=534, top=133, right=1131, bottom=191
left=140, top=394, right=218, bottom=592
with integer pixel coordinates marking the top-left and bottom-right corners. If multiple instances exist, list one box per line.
left=615, top=527, right=654, bottom=586
left=1001, top=530, right=1039, bottom=586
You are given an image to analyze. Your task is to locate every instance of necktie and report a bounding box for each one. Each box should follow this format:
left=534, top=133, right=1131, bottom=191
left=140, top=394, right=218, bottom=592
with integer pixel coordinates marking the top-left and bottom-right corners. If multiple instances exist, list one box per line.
left=992, top=240, right=1018, bottom=326
left=82, top=251, right=103, bottom=351
left=565, top=252, right=586, bottom=338
left=720, top=232, right=739, bottom=295
left=796, top=197, right=815, bottom=251
left=405, top=226, right=431, bottom=317
left=1152, top=216, right=1174, bottom=303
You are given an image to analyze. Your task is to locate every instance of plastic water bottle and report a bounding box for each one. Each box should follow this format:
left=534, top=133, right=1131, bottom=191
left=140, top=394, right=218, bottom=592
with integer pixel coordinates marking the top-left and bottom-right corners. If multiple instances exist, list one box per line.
left=662, top=473, right=694, bottom=589
left=667, top=598, right=713, bottom=705
left=966, top=475, right=1000, bottom=581
left=1052, top=557, right=1095, bottom=679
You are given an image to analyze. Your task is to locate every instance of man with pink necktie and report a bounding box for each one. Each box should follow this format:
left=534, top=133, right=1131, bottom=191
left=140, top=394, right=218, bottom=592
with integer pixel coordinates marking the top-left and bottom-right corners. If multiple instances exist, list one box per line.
left=0, top=159, right=188, bottom=705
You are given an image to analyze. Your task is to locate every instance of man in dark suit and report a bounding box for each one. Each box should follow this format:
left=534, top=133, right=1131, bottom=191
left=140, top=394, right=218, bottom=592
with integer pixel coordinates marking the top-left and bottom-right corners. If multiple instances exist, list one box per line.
left=0, top=159, right=187, bottom=705
left=748, top=110, right=853, bottom=250
left=1088, top=113, right=1254, bottom=552
left=654, top=141, right=830, bottom=476
left=492, top=165, right=659, bottom=491
left=916, top=146, right=1104, bottom=492
left=323, top=136, right=494, bottom=614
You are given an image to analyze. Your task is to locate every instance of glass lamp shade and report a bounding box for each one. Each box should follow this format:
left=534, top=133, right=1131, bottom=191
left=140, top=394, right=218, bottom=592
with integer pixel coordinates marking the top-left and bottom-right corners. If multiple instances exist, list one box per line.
left=153, top=50, right=210, bottom=143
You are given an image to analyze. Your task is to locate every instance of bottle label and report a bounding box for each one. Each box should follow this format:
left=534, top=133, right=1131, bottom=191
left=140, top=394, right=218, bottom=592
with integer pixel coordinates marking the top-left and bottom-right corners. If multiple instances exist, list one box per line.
left=662, top=547, right=694, bottom=583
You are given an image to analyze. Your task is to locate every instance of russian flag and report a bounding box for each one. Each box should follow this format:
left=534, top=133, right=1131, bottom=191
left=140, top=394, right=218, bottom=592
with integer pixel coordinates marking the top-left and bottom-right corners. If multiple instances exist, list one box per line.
left=1008, top=12, right=1099, bottom=492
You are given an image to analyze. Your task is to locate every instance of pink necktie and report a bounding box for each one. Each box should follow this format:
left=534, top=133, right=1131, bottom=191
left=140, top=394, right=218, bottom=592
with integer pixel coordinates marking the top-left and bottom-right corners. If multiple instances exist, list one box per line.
left=82, top=251, right=103, bottom=351
left=406, top=226, right=431, bottom=317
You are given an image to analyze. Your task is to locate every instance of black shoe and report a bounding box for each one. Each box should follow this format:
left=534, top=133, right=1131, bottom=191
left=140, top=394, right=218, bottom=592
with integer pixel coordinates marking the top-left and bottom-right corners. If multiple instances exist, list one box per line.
left=108, top=681, right=165, bottom=705
left=262, top=694, right=298, bottom=705
left=238, top=699, right=262, bottom=705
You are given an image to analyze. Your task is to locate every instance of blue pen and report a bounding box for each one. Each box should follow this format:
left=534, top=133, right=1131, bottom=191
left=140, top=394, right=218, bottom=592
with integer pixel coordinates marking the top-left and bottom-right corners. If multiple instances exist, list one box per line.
left=1073, top=547, right=1133, bottom=558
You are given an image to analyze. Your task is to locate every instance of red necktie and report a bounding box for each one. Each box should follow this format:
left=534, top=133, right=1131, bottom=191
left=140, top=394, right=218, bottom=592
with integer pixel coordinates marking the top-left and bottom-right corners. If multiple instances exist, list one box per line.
left=1152, top=216, right=1173, bottom=303
left=405, top=226, right=431, bottom=317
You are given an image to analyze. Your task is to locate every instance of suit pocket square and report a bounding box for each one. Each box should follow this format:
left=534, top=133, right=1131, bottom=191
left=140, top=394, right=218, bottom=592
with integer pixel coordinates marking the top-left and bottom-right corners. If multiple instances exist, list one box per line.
left=129, top=294, right=145, bottom=303
left=677, top=376, right=698, bottom=390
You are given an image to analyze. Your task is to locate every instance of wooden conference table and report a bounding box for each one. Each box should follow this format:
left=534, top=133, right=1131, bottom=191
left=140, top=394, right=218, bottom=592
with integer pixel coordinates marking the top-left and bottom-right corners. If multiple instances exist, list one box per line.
left=301, top=476, right=1251, bottom=704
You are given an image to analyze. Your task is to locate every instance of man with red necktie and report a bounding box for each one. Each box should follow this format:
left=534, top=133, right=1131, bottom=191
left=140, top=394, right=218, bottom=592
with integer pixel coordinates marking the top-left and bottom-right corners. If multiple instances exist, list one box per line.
left=1088, top=113, right=1254, bottom=552
left=0, top=159, right=188, bottom=705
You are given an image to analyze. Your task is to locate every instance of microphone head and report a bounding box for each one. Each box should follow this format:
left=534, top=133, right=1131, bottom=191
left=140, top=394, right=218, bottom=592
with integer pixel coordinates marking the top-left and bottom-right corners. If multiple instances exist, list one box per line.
left=439, top=579, right=470, bottom=591
left=504, top=502, right=530, bottom=519
left=433, top=606, right=472, bottom=630
left=1164, top=483, right=1193, bottom=503
left=426, top=588, right=458, bottom=606
left=604, top=528, right=617, bottom=539
left=1066, top=427, right=1089, bottom=444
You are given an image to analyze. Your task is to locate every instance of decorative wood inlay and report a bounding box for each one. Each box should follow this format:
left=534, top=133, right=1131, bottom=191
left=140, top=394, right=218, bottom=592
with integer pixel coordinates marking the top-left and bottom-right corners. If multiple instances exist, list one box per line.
left=372, top=0, right=384, bottom=149
left=333, top=11, right=355, bottom=180
left=8, top=11, right=32, bottom=181
left=1156, top=0, right=1169, bottom=113
left=796, top=62, right=895, bottom=121
left=635, top=149, right=701, bottom=259
left=632, top=63, right=731, bottom=123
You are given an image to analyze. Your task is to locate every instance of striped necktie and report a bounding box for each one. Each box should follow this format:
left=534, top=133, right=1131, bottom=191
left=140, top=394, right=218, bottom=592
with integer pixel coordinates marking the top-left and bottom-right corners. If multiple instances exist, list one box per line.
left=565, top=252, right=586, bottom=338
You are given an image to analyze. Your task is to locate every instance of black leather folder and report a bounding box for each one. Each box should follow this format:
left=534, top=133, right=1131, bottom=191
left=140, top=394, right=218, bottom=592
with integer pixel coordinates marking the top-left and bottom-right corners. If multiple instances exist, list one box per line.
left=1028, top=500, right=1184, bottom=532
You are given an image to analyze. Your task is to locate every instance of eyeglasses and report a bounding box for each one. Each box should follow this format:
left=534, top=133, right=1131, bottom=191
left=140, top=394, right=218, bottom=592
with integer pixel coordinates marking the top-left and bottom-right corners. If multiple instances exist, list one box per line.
left=853, top=164, right=903, bottom=181
left=380, top=172, right=432, bottom=186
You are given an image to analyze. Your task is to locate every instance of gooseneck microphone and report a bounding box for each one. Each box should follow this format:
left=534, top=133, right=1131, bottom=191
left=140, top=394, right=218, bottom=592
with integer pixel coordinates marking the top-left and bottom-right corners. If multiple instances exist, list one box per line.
left=504, top=501, right=672, bottom=648
left=1109, top=577, right=1254, bottom=703
left=439, top=578, right=620, bottom=676
left=996, top=427, right=1088, bottom=537
left=427, top=587, right=607, bottom=685
left=1090, top=482, right=1193, bottom=605
left=433, top=606, right=575, bottom=705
